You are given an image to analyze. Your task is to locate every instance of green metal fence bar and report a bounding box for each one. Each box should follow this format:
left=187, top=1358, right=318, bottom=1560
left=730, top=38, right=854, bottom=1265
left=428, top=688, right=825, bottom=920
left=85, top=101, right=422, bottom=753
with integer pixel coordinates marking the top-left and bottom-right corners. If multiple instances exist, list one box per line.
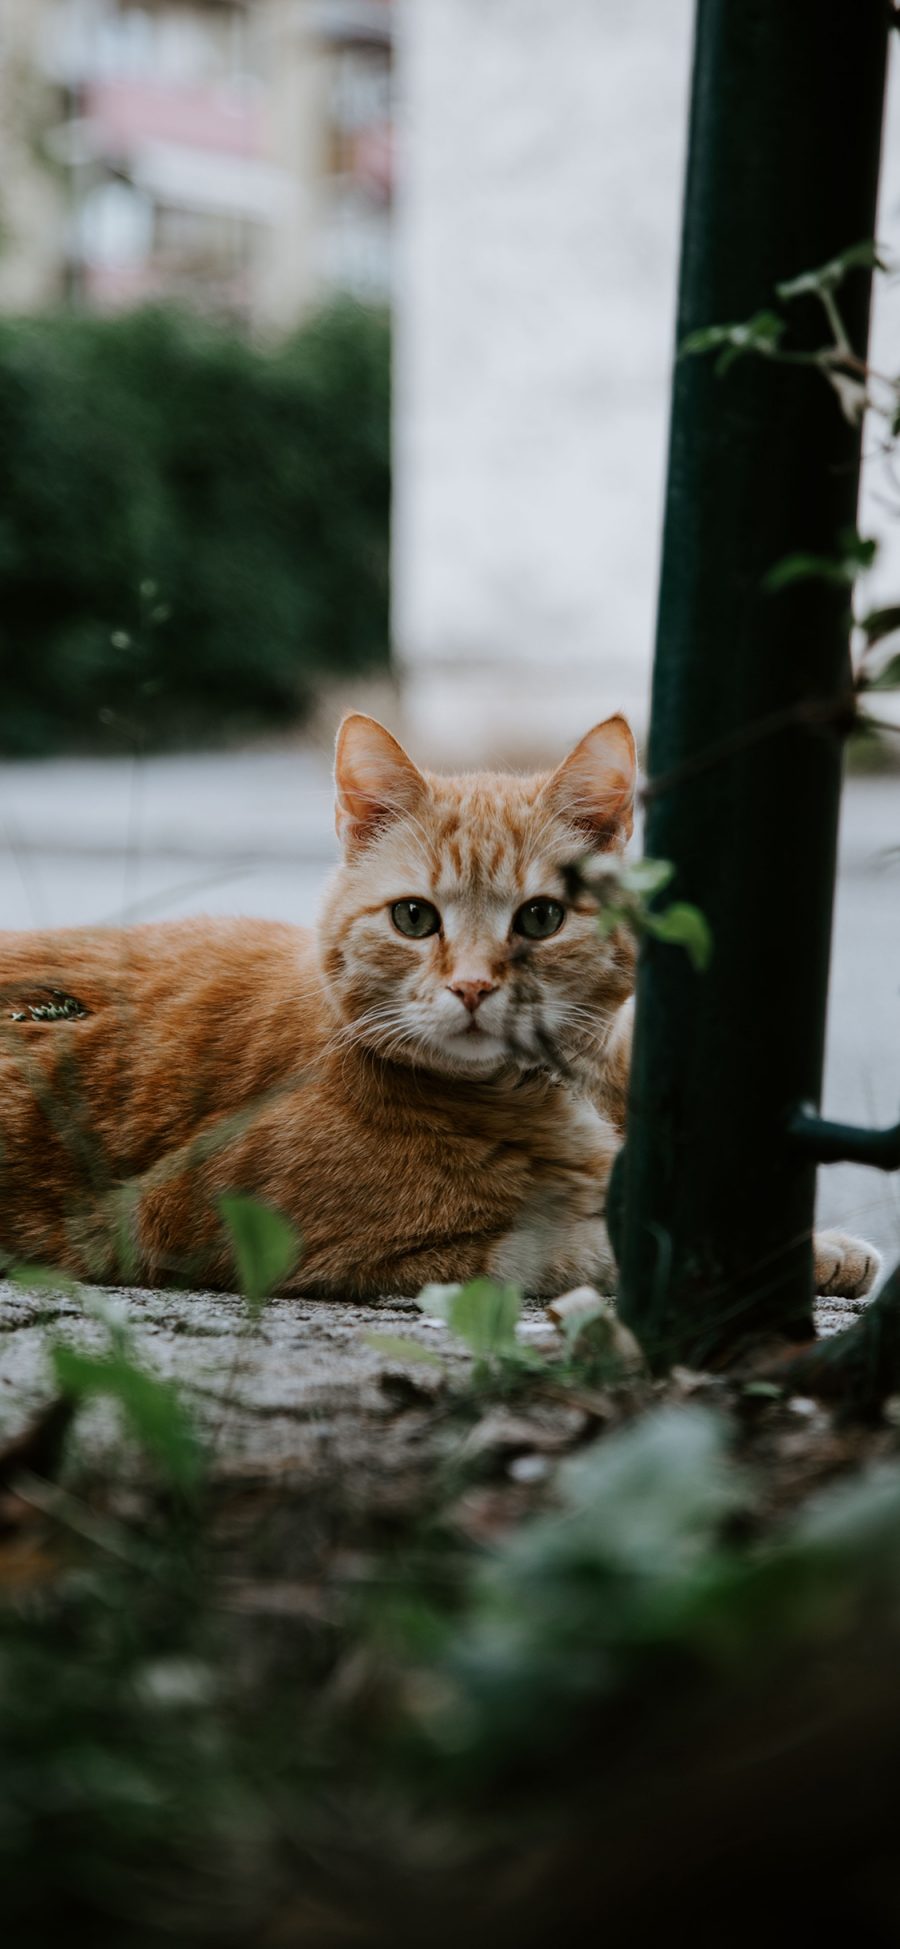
left=615, top=0, right=890, bottom=1365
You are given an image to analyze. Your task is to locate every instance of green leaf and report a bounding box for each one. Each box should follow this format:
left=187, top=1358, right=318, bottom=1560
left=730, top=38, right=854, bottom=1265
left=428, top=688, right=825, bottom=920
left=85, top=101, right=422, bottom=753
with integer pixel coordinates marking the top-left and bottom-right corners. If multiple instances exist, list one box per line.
left=858, top=605, right=900, bottom=647
left=218, top=1195, right=300, bottom=1313
left=363, top=1332, right=444, bottom=1367
left=447, top=1280, right=522, bottom=1359
left=777, top=240, right=887, bottom=301
left=765, top=531, right=877, bottom=593
left=777, top=269, right=833, bottom=301
left=867, top=652, right=900, bottom=693
left=765, top=552, right=854, bottom=592
left=680, top=310, right=785, bottom=370
left=8, top=1262, right=82, bottom=1300
left=839, top=528, right=878, bottom=568
left=836, top=239, right=887, bottom=275
left=621, top=857, right=675, bottom=898
left=678, top=325, right=735, bottom=358
left=51, top=1343, right=203, bottom=1490
left=644, top=902, right=713, bottom=973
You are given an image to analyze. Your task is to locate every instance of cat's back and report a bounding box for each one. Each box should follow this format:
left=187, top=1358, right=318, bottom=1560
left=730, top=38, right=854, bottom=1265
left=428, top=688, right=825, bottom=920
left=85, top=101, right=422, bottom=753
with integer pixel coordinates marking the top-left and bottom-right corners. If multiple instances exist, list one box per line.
left=0, top=915, right=328, bottom=1145
left=0, top=914, right=318, bottom=1026
left=0, top=915, right=336, bottom=1275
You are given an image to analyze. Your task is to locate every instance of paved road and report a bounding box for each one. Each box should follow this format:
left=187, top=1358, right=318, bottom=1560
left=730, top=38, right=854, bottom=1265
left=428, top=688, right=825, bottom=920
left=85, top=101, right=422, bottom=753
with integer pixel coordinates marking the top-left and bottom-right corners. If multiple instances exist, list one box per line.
left=0, top=747, right=897, bottom=1263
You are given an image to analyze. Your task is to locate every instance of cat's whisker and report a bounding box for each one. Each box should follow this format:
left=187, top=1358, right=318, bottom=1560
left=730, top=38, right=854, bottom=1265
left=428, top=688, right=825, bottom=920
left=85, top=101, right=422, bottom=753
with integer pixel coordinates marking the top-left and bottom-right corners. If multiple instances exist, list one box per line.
left=551, top=1005, right=618, bottom=1050
left=322, top=1002, right=413, bottom=1059
left=329, top=1008, right=406, bottom=1050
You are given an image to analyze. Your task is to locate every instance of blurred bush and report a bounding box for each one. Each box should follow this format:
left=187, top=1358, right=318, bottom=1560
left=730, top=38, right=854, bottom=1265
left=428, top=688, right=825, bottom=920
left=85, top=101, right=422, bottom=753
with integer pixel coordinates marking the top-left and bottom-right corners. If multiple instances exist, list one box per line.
left=0, top=302, right=390, bottom=755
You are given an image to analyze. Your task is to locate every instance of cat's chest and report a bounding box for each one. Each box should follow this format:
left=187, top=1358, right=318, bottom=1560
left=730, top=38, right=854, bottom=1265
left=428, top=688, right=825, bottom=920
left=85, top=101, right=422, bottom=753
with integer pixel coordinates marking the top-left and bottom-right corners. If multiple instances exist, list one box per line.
left=350, top=1071, right=613, bottom=1194
left=332, top=1076, right=617, bottom=1295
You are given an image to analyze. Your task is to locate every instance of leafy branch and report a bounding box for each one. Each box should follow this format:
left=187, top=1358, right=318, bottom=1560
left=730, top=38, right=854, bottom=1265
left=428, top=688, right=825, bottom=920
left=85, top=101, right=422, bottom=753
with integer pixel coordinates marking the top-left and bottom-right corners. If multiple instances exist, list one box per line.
left=682, top=239, right=900, bottom=714
left=564, top=855, right=713, bottom=973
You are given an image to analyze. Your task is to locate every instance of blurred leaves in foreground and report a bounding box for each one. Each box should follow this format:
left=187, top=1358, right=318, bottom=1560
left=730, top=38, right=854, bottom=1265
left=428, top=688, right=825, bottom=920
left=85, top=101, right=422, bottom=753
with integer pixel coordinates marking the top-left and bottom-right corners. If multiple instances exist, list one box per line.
left=6, top=1271, right=900, bottom=1947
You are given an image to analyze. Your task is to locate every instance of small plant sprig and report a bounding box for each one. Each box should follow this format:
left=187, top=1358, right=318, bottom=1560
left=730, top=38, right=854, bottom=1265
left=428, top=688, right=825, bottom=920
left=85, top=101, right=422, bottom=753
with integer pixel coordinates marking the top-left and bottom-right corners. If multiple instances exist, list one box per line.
left=680, top=240, right=888, bottom=419
left=365, top=1278, right=647, bottom=1404
left=564, top=855, right=713, bottom=973
left=681, top=239, right=900, bottom=709
left=365, top=1279, right=529, bottom=1392
left=4, top=1195, right=300, bottom=1493
left=218, top=1193, right=300, bottom=1318
left=5, top=1263, right=204, bottom=1493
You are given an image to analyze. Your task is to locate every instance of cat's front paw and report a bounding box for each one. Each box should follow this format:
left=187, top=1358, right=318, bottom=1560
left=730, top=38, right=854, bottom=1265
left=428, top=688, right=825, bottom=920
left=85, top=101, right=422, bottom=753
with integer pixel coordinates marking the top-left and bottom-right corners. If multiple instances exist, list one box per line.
left=813, top=1229, right=881, bottom=1299
left=488, top=1216, right=617, bottom=1298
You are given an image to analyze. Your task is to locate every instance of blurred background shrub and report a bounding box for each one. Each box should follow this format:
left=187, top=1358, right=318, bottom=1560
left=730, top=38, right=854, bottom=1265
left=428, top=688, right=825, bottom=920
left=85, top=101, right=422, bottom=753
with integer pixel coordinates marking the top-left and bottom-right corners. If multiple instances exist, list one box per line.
left=0, top=300, right=390, bottom=755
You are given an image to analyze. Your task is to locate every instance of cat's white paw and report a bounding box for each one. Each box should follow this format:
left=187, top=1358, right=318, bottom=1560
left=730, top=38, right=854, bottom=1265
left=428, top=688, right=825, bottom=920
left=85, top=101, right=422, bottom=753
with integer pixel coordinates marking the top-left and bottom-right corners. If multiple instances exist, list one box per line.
left=489, top=1215, right=616, bottom=1298
left=813, top=1229, right=881, bottom=1299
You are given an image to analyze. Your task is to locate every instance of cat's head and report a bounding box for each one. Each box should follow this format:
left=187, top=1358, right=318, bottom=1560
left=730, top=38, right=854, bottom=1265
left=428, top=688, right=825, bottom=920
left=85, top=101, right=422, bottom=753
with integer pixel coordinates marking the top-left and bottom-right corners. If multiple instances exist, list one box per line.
left=318, top=713, right=637, bottom=1080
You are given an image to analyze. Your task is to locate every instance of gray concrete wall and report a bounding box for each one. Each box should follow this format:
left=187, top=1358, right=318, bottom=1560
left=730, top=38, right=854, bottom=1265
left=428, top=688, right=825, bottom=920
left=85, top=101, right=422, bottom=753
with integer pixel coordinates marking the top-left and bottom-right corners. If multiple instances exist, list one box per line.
left=392, top=0, right=693, bottom=762
left=393, top=2, right=900, bottom=760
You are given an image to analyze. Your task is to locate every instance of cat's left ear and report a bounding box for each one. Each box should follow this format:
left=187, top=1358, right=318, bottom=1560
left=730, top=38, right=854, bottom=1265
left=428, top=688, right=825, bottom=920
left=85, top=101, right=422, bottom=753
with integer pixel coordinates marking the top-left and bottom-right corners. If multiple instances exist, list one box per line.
left=542, top=714, right=637, bottom=849
left=334, top=713, right=427, bottom=854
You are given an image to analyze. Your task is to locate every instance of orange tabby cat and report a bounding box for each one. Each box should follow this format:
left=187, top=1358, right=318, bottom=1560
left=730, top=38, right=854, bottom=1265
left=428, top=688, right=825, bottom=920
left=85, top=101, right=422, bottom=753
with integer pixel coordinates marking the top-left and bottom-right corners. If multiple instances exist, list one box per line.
left=0, top=715, right=638, bottom=1297
left=0, top=713, right=878, bottom=1302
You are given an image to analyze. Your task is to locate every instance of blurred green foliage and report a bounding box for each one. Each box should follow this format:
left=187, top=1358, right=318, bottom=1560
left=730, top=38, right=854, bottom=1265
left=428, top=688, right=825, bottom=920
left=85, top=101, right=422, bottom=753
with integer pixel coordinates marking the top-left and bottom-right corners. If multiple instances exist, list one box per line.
left=0, top=302, right=390, bottom=755
left=7, top=1387, right=900, bottom=1944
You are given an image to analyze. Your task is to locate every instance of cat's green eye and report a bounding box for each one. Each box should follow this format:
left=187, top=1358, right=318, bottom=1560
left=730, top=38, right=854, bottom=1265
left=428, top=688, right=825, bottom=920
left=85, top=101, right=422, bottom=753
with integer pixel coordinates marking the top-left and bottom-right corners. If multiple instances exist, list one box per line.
left=513, top=897, right=566, bottom=941
left=391, top=898, right=441, bottom=940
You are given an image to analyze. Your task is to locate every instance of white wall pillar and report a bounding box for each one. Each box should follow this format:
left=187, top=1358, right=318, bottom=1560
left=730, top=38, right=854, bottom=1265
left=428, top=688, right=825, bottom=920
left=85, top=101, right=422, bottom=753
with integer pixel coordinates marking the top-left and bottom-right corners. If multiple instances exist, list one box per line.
left=392, top=0, right=694, bottom=764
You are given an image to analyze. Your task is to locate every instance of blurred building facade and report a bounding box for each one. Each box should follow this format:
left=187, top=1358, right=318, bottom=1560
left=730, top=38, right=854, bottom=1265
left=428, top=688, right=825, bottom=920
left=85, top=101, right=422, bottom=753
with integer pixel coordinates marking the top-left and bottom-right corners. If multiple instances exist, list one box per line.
left=3, top=0, right=898, bottom=762
left=0, top=0, right=392, bottom=326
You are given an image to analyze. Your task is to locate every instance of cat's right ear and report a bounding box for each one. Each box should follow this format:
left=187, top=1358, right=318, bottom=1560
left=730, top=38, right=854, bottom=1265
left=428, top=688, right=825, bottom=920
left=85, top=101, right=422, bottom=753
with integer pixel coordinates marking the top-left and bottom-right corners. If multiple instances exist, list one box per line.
left=334, top=714, right=427, bottom=854
left=542, top=714, right=637, bottom=849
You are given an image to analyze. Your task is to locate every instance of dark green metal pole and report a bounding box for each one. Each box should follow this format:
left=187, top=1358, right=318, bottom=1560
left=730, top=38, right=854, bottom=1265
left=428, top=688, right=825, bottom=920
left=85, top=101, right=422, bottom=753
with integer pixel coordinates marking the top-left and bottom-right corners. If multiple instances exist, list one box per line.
left=616, top=0, right=889, bottom=1365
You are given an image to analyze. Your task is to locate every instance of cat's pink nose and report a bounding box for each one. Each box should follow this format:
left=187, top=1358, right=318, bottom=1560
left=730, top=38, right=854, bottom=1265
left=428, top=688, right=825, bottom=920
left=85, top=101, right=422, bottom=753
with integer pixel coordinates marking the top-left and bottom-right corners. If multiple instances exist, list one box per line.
left=449, top=978, right=497, bottom=1015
